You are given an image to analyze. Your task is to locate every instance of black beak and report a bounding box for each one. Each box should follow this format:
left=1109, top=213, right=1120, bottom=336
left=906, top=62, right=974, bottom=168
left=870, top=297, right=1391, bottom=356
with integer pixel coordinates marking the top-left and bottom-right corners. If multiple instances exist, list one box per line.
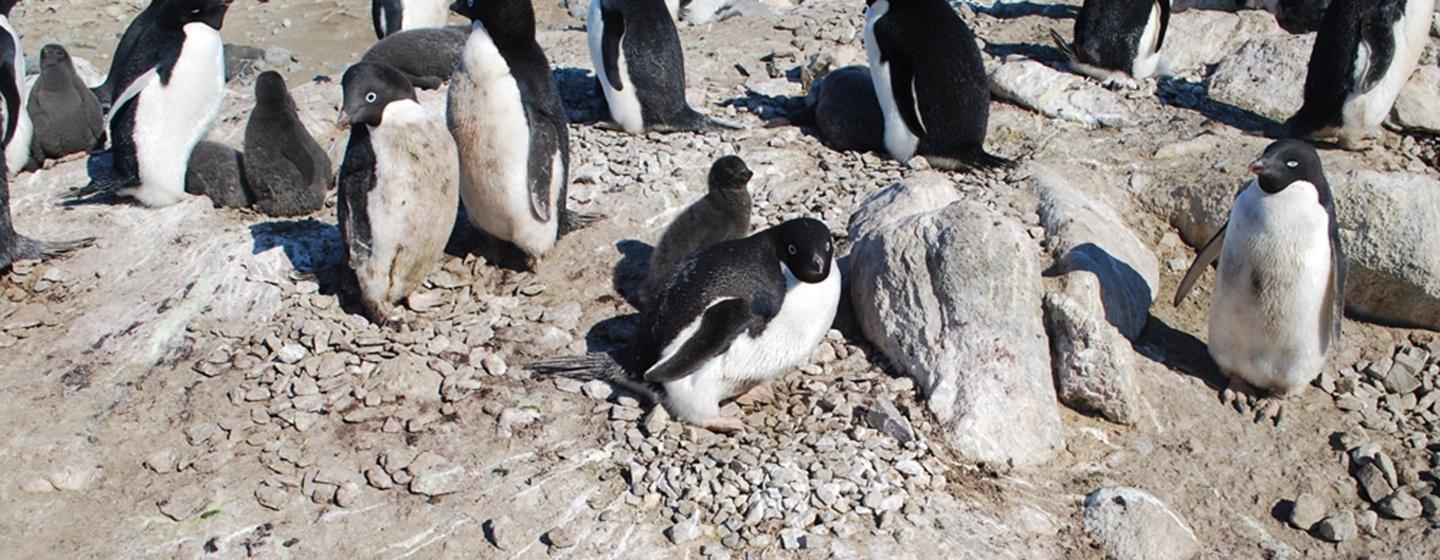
left=1249, top=159, right=1265, bottom=175
left=449, top=0, right=466, bottom=14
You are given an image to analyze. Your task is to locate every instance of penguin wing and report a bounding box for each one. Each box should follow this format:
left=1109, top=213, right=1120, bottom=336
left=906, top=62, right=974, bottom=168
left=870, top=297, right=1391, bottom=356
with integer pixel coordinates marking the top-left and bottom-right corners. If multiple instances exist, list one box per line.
left=643, top=297, right=760, bottom=383
left=0, top=38, right=19, bottom=148
left=600, top=0, right=627, bottom=92
left=872, top=19, right=926, bottom=138
left=1355, top=2, right=1404, bottom=94
left=100, top=69, right=158, bottom=149
left=1154, top=0, right=1170, bottom=51
left=1322, top=213, right=1347, bottom=346
left=338, top=130, right=378, bottom=268
left=1173, top=222, right=1227, bottom=307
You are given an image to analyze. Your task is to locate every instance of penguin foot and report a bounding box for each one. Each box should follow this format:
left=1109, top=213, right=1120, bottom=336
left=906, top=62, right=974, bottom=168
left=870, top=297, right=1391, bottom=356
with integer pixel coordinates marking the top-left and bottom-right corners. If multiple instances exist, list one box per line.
left=1220, top=379, right=1284, bottom=426
left=699, top=416, right=746, bottom=434
left=733, top=382, right=774, bottom=407
left=1101, top=75, right=1138, bottom=91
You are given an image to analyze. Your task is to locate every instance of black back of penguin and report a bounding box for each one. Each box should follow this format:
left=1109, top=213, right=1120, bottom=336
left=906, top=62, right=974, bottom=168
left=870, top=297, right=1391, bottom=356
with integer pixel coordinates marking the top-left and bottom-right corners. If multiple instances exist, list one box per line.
left=814, top=66, right=884, bottom=153
left=603, top=0, right=705, bottom=128
left=361, top=26, right=468, bottom=90
left=636, top=218, right=834, bottom=369
left=27, top=44, right=104, bottom=168
left=0, top=3, right=21, bottom=154
left=643, top=155, right=754, bottom=304
left=1288, top=0, right=1405, bottom=137
left=1071, top=0, right=1166, bottom=71
left=373, top=0, right=404, bottom=39
left=244, top=71, right=332, bottom=217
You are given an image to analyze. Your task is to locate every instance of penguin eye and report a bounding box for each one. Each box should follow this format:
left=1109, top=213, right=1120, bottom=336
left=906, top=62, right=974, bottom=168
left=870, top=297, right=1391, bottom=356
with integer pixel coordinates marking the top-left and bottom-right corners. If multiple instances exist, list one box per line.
left=787, top=244, right=797, bottom=255
left=365, top=92, right=378, bottom=103
left=1286, top=161, right=1298, bottom=168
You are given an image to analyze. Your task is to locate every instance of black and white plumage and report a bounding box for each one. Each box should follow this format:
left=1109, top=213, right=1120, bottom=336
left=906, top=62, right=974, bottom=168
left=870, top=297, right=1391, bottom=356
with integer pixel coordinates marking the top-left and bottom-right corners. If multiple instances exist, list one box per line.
left=531, top=218, right=841, bottom=432
left=1175, top=139, right=1346, bottom=422
left=26, top=44, right=104, bottom=170
left=1287, top=0, right=1435, bottom=150
left=372, top=0, right=452, bottom=40
left=243, top=71, right=332, bottom=217
left=360, top=26, right=468, bottom=90
left=185, top=140, right=250, bottom=209
left=1049, top=0, right=1170, bottom=88
left=642, top=155, right=753, bottom=306
left=588, top=0, right=735, bottom=133
left=448, top=0, right=570, bottom=263
left=0, top=0, right=33, bottom=174
left=774, top=65, right=885, bottom=154
left=338, top=63, right=459, bottom=324
left=73, top=0, right=231, bottom=207
left=863, top=0, right=1010, bottom=170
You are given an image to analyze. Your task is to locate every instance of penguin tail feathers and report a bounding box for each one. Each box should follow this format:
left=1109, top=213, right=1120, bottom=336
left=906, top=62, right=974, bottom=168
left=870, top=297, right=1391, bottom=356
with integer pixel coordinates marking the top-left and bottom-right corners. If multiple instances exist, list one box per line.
left=926, top=149, right=1015, bottom=172
left=764, top=103, right=816, bottom=129
left=62, top=179, right=116, bottom=202
left=528, top=353, right=664, bottom=405
left=1048, top=29, right=1077, bottom=63
left=658, top=109, right=743, bottom=133
left=11, top=235, right=94, bottom=261
left=559, top=208, right=603, bottom=236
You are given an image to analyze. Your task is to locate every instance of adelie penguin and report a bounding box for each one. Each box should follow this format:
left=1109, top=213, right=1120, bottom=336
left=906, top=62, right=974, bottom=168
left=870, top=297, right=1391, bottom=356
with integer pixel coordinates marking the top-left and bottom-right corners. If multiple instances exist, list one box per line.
left=864, top=0, right=1011, bottom=170
left=588, top=0, right=737, bottom=134
left=72, top=0, right=231, bottom=207
left=338, top=63, right=459, bottom=324
left=1049, top=0, right=1170, bottom=88
left=449, top=0, right=583, bottom=267
left=373, top=0, right=452, bottom=40
left=531, top=218, right=842, bottom=433
left=244, top=71, right=332, bottom=217
left=642, top=155, right=753, bottom=306
left=0, top=0, right=34, bottom=174
left=1174, top=139, right=1346, bottom=425
left=26, top=44, right=104, bottom=170
left=361, top=26, right=469, bottom=90
left=772, top=65, right=885, bottom=154
left=1287, top=0, right=1435, bottom=150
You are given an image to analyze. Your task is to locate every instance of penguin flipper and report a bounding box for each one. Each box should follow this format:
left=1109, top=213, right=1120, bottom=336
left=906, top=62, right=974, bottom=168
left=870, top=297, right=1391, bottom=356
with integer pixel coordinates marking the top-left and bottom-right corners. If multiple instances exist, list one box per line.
left=101, top=68, right=158, bottom=149
left=1173, top=222, right=1227, bottom=307
left=1047, top=29, right=1077, bottom=63
left=600, top=0, right=627, bottom=92
left=643, top=298, right=753, bottom=383
left=766, top=102, right=816, bottom=128
left=0, top=44, right=19, bottom=147
left=558, top=208, right=602, bottom=236
left=1154, top=0, right=1170, bottom=52
left=1355, top=2, right=1404, bottom=94
left=1323, top=227, right=1348, bottom=347
left=873, top=20, right=926, bottom=138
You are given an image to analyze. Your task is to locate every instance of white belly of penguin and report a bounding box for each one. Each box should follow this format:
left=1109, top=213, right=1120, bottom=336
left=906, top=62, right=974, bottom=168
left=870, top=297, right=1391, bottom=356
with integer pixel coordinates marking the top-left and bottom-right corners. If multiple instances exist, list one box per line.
left=658, top=263, right=842, bottom=419
left=129, top=23, right=224, bottom=207
left=588, top=0, right=645, bottom=134
left=450, top=24, right=559, bottom=257
left=0, top=16, right=31, bottom=173
left=864, top=1, right=920, bottom=163
left=400, top=0, right=450, bottom=31
left=1130, top=3, right=1165, bottom=79
left=1208, top=181, right=1332, bottom=395
left=1341, top=0, right=1435, bottom=137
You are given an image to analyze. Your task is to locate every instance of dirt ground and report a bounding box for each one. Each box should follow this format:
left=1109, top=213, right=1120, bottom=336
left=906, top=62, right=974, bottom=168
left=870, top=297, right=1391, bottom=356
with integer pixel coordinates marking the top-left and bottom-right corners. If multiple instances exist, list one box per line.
left=2, top=0, right=1439, bottom=558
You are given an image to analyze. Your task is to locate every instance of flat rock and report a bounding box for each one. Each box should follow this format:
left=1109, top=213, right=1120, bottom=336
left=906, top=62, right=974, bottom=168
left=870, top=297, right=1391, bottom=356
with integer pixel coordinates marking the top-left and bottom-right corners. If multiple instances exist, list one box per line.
left=1288, top=492, right=1326, bottom=530
left=1206, top=34, right=1313, bottom=122
left=1315, top=511, right=1357, bottom=542
left=377, top=354, right=444, bottom=404
left=1375, top=491, right=1423, bottom=520
left=1083, top=487, right=1199, bottom=560
left=988, top=58, right=1134, bottom=127
left=1390, top=65, right=1440, bottom=134
left=1044, top=284, right=1141, bottom=425
left=1162, top=10, right=1290, bottom=74
left=1331, top=171, right=1440, bottom=330
left=407, top=452, right=464, bottom=497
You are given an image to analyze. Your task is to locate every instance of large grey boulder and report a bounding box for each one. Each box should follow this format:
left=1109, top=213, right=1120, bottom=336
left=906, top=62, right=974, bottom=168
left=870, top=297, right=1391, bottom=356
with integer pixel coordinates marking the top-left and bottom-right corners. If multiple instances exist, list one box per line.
left=1206, top=34, right=1313, bottom=122
left=1163, top=10, right=1290, bottom=75
left=1390, top=64, right=1440, bottom=134
left=1084, top=487, right=1200, bottom=560
left=989, top=58, right=1135, bottom=128
left=1332, top=171, right=1440, bottom=330
left=1044, top=273, right=1141, bottom=425
left=1032, top=163, right=1158, bottom=339
left=849, top=173, right=1062, bottom=468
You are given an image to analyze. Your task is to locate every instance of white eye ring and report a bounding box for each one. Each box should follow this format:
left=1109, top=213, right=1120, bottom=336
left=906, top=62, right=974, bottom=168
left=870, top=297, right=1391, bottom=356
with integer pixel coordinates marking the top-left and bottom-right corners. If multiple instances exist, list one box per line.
left=787, top=245, right=797, bottom=255
left=1286, top=161, right=1298, bottom=168
left=468, top=0, right=475, bottom=5
left=365, top=92, right=377, bottom=103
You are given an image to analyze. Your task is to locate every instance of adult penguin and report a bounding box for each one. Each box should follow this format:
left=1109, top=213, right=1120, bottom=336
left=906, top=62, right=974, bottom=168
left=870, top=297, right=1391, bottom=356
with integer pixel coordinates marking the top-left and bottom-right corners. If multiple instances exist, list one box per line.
left=531, top=218, right=841, bottom=432
left=864, top=0, right=1011, bottom=170
left=1287, top=0, right=1435, bottom=150
left=0, top=0, right=34, bottom=174
left=71, top=0, right=231, bottom=207
left=372, top=0, right=452, bottom=40
left=1049, top=0, right=1170, bottom=88
left=27, top=44, right=105, bottom=170
left=448, top=0, right=572, bottom=266
left=587, top=0, right=735, bottom=133
left=244, top=71, right=332, bottom=217
left=1175, top=139, right=1346, bottom=425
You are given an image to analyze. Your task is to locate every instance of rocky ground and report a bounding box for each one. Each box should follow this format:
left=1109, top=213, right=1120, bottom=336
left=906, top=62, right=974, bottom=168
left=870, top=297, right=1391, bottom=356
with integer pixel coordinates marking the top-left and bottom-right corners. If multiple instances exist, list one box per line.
left=2, top=0, right=1440, bottom=558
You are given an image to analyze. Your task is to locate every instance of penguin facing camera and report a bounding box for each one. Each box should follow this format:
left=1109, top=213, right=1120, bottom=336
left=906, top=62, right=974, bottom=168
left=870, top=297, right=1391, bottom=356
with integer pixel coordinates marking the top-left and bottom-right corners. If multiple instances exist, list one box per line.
left=26, top=44, right=103, bottom=171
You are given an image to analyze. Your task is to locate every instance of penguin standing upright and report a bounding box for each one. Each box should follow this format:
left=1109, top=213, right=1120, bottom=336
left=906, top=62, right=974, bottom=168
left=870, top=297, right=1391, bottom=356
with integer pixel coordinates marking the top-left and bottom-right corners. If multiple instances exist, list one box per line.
left=642, top=155, right=753, bottom=306
left=1175, top=139, right=1347, bottom=424
left=338, top=62, right=459, bottom=324
left=26, top=44, right=104, bottom=169
left=448, top=0, right=571, bottom=265
left=373, top=0, right=452, bottom=39
left=531, top=218, right=842, bottom=433
left=243, top=71, right=332, bottom=217
left=1287, top=0, right=1436, bottom=150
left=863, top=0, right=1010, bottom=170
left=0, top=0, right=34, bottom=174
left=588, top=0, right=734, bottom=133
left=72, top=0, right=231, bottom=207
left=1049, top=0, right=1170, bottom=88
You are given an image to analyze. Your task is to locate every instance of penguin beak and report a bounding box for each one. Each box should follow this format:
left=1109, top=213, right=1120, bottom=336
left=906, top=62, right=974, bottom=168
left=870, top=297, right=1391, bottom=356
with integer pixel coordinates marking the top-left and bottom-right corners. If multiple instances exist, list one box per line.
left=1249, top=159, right=1266, bottom=175
left=449, top=0, right=466, bottom=14
left=335, top=110, right=352, bottom=130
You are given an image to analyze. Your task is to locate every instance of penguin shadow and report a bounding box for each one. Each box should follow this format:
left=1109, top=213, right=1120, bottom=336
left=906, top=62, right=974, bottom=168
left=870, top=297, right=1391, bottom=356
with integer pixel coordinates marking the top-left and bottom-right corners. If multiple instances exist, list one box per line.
left=1136, top=317, right=1226, bottom=390
left=248, top=218, right=347, bottom=294
left=553, top=67, right=605, bottom=125
left=983, top=42, right=1066, bottom=63
left=1155, top=77, right=1286, bottom=137
left=972, top=1, right=1079, bottom=20
left=722, top=85, right=800, bottom=122
left=443, top=205, right=534, bottom=272
left=58, top=151, right=139, bottom=207
left=612, top=239, right=653, bottom=311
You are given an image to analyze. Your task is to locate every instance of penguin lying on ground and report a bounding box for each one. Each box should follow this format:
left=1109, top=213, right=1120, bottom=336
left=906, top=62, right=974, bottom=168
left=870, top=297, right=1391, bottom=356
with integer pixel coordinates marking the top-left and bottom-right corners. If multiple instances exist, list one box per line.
left=1175, top=139, right=1346, bottom=426
left=361, top=26, right=468, bottom=90
left=642, top=155, right=753, bottom=307
left=588, top=0, right=738, bottom=133
left=26, top=44, right=103, bottom=171
left=530, top=218, right=841, bottom=433
left=1049, top=0, right=1170, bottom=89
left=863, top=0, right=1012, bottom=170
left=771, top=65, right=885, bottom=154
left=1287, top=0, right=1435, bottom=150
left=185, top=140, right=250, bottom=209
left=373, top=0, right=452, bottom=40
left=338, top=63, right=458, bottom=324
left=244, top=71, right=332, bottom=217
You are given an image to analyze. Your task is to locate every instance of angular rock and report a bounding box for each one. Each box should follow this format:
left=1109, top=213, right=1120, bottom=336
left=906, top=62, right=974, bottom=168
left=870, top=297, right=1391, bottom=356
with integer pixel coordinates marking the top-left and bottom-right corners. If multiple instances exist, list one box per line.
left=1289, top=492, right=1326, bottom=530
left=407, top=452, right=464, bottom=497
left=988, top=58, right=1134, bottom=127
left=1331, top=171, right=1440, bottom=330
left=1206, top=34, right=1313, bottom=122
left=1354, top=462, right=1393, bottom=504
left=378, top=354, right=444, bottom=404
left=862, top=397, right=916, bottom=445
left=1390, top=65, right=1440, bottom=134
left=1375, top=491, right=1423, bottom=520
left=1044, top=286, right=1141, bottom=425
left=849, top=174, right=1062, bottom=468
left=1315, top=512, right=1356, bottom=542
left=1083, top=487, right=1199, bottom=560
left=1162, top=10, right=1291, bottom=74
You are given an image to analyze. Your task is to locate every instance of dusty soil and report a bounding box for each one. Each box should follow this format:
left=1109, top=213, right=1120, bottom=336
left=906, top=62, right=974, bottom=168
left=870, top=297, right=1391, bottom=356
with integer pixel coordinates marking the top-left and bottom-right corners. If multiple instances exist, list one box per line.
left=1, top=0, right=1438, bottom=559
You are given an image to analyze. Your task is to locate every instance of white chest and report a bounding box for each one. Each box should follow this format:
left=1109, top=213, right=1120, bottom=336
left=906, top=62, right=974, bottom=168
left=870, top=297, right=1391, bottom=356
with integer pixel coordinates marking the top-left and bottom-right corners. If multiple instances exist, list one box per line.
left=128, top=23, right=225, bottom=206
left=400, top=0, right=451, bottom=30
left=863, top=1, right=920, bottom=163
left=1344, top=0, right=1435, bottom=131
left=587, top=0, right=645, bottom=133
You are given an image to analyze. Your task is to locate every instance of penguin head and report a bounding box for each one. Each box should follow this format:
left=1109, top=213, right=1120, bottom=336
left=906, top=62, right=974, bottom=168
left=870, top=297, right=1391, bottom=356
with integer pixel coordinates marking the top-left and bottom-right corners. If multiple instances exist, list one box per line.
left=38, top=45, right=72, bottom=71
left=449, top=0, right=536, bottom=37
left=255, top=71, right=294, bottom=110
left=0, top=1, right=16, bottom=18
left=770, top=218, right=834, bottom=283
left=708, top=156, right=753, bottom=193
left=1251, top=139, right=1325, bottom=194
left=161, top=0, right=232, bottom=31
left=339, top=63, right=417, bottom=128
